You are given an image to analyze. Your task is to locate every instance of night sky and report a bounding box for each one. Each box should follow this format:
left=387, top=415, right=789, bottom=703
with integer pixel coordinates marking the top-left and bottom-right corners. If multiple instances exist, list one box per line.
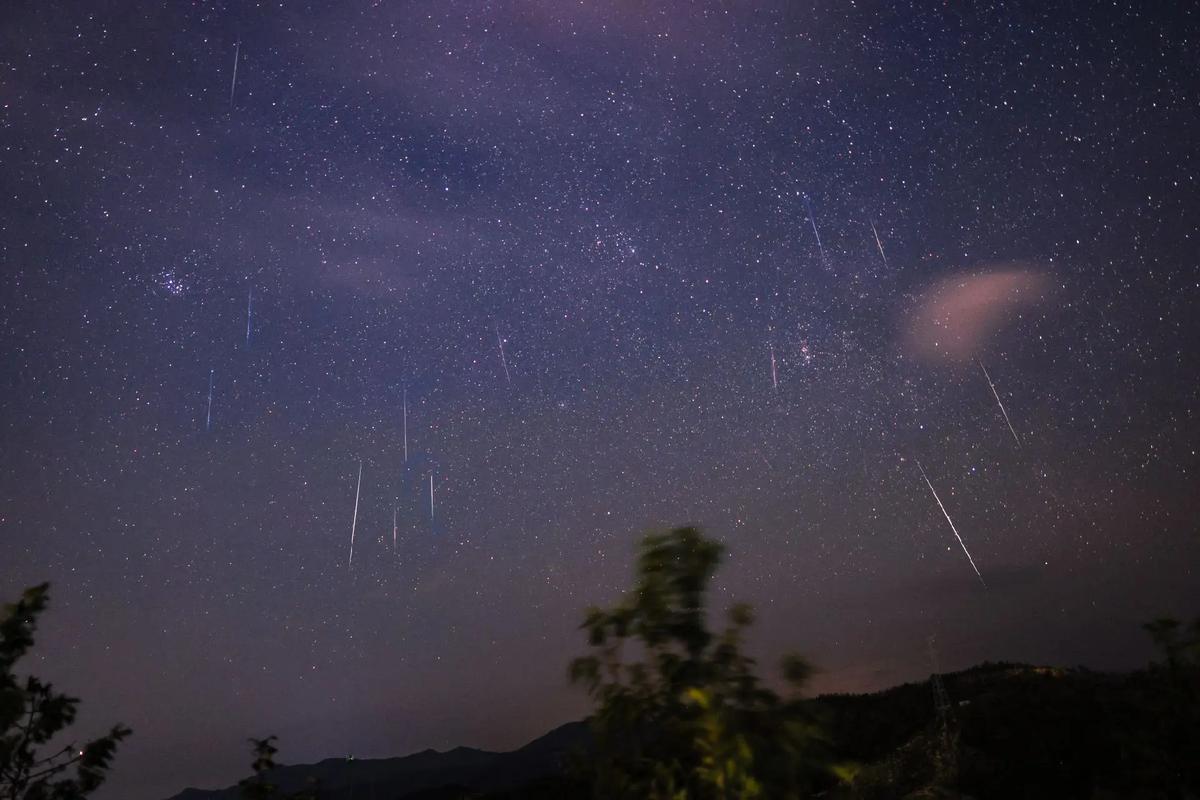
left=2, top=2, right=1199, bottom=798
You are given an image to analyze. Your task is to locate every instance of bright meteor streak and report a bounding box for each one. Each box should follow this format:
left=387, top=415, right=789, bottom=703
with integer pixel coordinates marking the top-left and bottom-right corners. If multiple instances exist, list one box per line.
left=205, top=369, right=214, bottom=431
left=802, top=193, right=826, bottom=264
left=229, top=41, right=240, bottom=108
left=495, top=324, right=511, bottom=384
left=916, top=460, right=986, bottom=587
left=978, top=360, right=1022, bottom=448
left=869, top=219, right=888, bottom=269
left=348, top=461, right=362, bottom=569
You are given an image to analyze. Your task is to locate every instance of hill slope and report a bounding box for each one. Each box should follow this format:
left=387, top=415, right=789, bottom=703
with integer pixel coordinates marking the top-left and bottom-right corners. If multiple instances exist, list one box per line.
left=165, top=721, right=588, bottom=800
left=818, top=661, right=1196, bottom=798
left=166, top=661, right=1197, bottom=799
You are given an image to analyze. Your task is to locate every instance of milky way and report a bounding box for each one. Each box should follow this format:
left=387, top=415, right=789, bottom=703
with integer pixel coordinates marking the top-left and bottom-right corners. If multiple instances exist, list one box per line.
left=1, top=4, right=1197, bottom=798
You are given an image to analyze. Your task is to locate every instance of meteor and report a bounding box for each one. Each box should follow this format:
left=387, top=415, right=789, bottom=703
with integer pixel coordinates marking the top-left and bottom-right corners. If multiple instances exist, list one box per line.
left=803, top=193, right=826, bottom=264
left=348, top=461, right=362, bottom=568
left=495, top=324, right=511, bottom=384
left=869, top=219, right=888, bottom=269
left=205, top=369, right=214, bottom=431
left=978, top=360, right=1022, bottom=448
left=229, top=41, right=240, bottom=107
left=916, top=460, right=986, bottom=587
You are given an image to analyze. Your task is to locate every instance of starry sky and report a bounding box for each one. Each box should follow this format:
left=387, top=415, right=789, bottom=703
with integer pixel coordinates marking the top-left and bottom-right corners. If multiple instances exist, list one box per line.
left=2, top=2, right=1198, bottom=798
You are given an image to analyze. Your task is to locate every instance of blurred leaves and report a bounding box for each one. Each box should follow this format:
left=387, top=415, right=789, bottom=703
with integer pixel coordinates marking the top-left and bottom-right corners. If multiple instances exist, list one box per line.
left=569, top=526, right=831, bottom=799
left=0, top=584, right=130, bottom=799
left=238, top=736, right=321, bottom=800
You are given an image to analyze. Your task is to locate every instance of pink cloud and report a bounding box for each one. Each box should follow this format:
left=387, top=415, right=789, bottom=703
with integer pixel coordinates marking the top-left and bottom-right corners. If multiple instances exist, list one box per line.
left=905, top=267, right=1049, bottom=363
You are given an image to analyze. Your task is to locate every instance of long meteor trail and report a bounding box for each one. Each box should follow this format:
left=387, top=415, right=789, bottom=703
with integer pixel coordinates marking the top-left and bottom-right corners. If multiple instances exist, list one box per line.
left=869, top=219, right=888, bottom=269
left=916, top=460, right=986, bottom=587
left=495, top=324, right=511, bottom=384
left=769, top=343, right=779, bottom=390
left=229, top=42, right=240, bottom=107
left=245, top=286, right=253, bottom=346
left=978, top=360, right=1021, bottom=448
left=803, top=193, right=826, bottom=264
left=348, top=461, right=362, bottom=568
left=205, top=369, right=214, bottom=431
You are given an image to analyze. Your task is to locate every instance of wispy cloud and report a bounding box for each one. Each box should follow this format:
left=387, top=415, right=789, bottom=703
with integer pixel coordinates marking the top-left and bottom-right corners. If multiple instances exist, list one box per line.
left=904, top=267, right=1050, bottom=363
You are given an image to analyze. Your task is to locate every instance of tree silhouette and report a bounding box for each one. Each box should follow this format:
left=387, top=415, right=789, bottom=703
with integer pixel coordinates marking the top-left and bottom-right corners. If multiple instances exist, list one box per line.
left=569, top=526, right=830, bottom=799
left=0, top=583, right=130, bottom=799
left=1144, top=616, right=1200, bottom=672
left=1140, top=615, right=1200, bottom=796
left=238, top=736, right=320, bottom=800
left=239, top=736, right=281, bottom=800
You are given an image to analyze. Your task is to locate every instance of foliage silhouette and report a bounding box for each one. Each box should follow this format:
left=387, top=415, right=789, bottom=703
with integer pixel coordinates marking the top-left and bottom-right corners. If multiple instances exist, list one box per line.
left=1135, top=615, right=1200, bottom=797
left=569, top=526, right=830, bottom=799
left=821, top=618, right=1200, bottom=799
left=238, top=736, right=320, bottom=800
left=0, top=583, right=130, bottom=800
left=195, top=606, right=1198, bottom=799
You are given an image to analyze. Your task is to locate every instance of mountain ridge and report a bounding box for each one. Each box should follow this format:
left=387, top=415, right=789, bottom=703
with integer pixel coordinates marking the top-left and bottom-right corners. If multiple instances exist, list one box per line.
left=164, top=721, right=588, bottom=800
left=163, top=660, right=1196, bottom=799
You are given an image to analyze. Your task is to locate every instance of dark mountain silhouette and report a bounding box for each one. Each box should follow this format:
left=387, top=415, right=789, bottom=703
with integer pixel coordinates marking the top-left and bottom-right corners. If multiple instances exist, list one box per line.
left=165, top=660, right=1198, bottom=799
left=815, top=661, right=1198, bottom=798
left=165, top=721, right=588, bottom=800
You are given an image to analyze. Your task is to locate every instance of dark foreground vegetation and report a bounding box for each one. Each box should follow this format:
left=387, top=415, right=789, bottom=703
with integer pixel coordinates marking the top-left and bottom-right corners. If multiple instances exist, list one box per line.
left=1, top=584, right=129, bottom=799
left=4, top=528, right=1198, bottom=799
